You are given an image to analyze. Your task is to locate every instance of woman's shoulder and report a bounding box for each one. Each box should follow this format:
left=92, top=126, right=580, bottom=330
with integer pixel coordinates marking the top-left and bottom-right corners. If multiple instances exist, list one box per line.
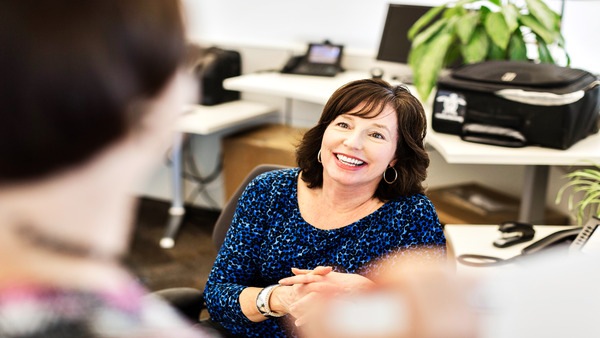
left=237, top=167, right=299, bottom=205
left=387, top=193, right=434, bottom=208
left=249, top=167, right=299, bottom=188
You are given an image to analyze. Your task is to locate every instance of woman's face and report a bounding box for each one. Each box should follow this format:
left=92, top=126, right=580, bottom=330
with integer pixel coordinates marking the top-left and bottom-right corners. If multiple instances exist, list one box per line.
left=320, top=103, right=399, bottom=191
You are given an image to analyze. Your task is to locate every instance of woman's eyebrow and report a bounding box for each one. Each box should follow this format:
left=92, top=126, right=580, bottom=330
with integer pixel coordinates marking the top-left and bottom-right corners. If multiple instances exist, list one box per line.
left=372, top=123, right=392, bottom=133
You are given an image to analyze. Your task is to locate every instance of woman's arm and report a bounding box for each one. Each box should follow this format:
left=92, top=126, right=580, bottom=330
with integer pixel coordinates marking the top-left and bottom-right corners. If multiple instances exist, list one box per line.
left=203, top=171, right=310, bottom=330
left=203, top=177, right=272, bottom=326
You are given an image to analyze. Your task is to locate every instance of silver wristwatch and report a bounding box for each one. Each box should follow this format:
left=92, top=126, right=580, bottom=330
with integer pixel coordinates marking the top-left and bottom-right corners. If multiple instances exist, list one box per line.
left=256, top=284, right=285, bottom=317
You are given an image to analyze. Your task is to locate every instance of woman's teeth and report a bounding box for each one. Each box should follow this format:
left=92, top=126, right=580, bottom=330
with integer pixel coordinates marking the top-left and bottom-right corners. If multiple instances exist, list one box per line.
left=336, top=154, right=364, bottom=166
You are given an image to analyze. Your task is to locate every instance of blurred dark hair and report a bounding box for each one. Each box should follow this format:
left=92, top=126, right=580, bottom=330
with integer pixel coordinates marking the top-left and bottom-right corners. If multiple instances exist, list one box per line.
left=296, top=79, right=429, bottom=200
left=0, top=0, right=185, bottom=182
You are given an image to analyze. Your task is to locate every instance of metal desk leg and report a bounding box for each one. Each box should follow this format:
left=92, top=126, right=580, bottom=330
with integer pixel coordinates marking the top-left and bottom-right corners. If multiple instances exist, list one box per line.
left=160, top=132, right=186, bottom=249
left=284, top=97, right=292, bottom=126
left=519, top=165, right=550, bottom=223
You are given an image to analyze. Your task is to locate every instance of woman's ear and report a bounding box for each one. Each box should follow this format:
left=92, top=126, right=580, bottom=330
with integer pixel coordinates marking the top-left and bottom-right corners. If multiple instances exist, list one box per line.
left=389, top=158, right=397, bottom=168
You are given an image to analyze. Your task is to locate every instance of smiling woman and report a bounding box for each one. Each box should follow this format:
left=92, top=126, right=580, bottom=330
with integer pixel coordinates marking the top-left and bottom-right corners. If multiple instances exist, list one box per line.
left=202, top=79, right=445, bottom=338
left=298, top=79, right=431, bottom=200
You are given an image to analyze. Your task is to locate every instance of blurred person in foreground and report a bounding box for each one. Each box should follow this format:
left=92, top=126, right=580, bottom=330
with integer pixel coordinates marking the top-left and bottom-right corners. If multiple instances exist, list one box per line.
left=293, top=247, right=600, bottom=338
left=203, top=79, right=446, bottom=337
left=0, top=1, right=213, bottom=337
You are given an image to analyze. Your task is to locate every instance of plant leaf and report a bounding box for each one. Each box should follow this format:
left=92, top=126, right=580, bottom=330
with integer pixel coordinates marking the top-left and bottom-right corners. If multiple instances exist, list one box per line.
left=444, top=43, right=463, bottom=67
left=502, top=3, right=520, bottom=33
left=461, top=26, right=489, bottom=63
left=411, top=18, right=448, bottom=49
left=479, top=4, right=492, bottom=17
left=581, top=190, right=600, bottom=206
left=408, top=5, right=446, bottom=40
left=456, top=11, right=481, bottom=44
left=525, top=0, right=560, bottom=31
left=485, top=11, right=511, bottom=50
left=538, top=39, right=555, bottom=64
left=488, top=36, right=506, bottom=60
left=507, top=29, right=528, bottom=60
left=568, top=170, right=600, bottom=181
left=555, top=164, right=600, bottom=222
left=410, top=31, right=454, bottom=101
left=519, top=14, right=556, bottom=44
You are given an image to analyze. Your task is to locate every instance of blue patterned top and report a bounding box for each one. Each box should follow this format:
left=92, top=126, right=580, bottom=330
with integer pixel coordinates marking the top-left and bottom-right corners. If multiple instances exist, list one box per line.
left=204, top=168, right=445, bottom=337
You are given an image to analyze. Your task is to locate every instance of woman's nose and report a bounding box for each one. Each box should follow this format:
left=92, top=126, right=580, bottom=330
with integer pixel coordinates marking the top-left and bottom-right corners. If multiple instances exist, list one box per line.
left=343, top=130, right=364, bottom=149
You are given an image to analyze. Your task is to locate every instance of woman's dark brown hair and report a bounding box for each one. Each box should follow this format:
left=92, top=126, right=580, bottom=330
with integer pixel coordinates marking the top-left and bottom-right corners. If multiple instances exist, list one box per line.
left=0, top=0, right=185, bottom=183
left=296, top=78, right=429, bottom=200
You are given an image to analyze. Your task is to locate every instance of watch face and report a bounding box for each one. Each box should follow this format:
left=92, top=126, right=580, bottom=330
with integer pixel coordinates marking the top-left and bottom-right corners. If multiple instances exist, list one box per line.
left=370, top=67, right=384, bottom=79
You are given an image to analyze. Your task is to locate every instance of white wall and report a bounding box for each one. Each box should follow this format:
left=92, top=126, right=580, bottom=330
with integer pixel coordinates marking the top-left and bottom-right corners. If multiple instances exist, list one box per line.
left=139, top=0, right=599, bottom=224
left=182, top=0, right=600, bottom=74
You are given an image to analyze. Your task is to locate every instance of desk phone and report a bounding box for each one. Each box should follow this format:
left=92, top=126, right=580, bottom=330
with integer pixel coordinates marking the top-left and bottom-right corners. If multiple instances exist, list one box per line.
left=281, top=42, right=343, bottom=77
left=571, top=216, right=600, bottom=254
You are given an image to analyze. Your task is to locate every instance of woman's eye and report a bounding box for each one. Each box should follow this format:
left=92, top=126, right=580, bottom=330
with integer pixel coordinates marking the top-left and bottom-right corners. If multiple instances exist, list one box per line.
left=336, top=122, right=349, bottom=128
left=371, top=132, right=385, bottom=140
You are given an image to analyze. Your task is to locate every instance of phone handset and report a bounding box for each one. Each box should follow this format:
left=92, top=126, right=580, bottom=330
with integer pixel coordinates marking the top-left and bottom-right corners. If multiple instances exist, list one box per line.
left=520, top=227, right=582, bottom=256
left=280, top=55, right=304, bottom=74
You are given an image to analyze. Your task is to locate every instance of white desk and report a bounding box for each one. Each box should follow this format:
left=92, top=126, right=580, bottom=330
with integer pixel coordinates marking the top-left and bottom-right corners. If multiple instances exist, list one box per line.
left=444, top=224, right=579, bottom=276
left=161, top=100, right=277, bottom=248
left=224, top=71, right=600, bottom=223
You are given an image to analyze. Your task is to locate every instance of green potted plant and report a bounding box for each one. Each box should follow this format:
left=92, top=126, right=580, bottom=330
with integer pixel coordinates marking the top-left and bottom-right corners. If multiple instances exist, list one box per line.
left=408, top=0, right=569, bottom=101
left=556, top=163, right=600, bottom=224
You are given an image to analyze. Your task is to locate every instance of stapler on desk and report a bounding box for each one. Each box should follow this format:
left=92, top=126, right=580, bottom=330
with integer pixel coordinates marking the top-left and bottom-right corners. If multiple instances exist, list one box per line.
left=493, top=221, right=536, bottom=248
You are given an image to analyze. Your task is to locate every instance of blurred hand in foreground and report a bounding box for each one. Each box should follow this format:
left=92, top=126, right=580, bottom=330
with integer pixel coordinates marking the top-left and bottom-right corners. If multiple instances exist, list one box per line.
left=296, top=249, right=480, bottom=338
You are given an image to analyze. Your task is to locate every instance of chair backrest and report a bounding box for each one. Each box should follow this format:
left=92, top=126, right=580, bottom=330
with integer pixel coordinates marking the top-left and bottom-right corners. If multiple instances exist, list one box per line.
left=211, top=164, right=288, bottom=250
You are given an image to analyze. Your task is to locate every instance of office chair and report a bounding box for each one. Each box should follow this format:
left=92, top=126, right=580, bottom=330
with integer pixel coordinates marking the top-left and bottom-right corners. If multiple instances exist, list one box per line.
left=153, top=164, right=288, bottom=324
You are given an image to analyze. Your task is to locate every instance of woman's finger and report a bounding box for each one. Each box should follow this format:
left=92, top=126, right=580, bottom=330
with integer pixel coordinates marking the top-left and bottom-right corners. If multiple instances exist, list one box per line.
left=289, top=292, right=322, bottom=326
left=291, top=267, right=311, bottom=275
left=279, top=273, right=323, bottom=285
left=291, top=266, right=332, bottom=276
left=312, top=266, right=333, bottom=275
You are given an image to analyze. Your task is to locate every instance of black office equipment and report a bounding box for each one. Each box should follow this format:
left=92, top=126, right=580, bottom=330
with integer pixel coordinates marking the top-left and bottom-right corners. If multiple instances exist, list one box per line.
left=493, top=222, right=536, bottom=248
left=376, top=4, right=433, bottom=65
left=433, top=60, right=600, bottom=150
left=192, top=47, right=241, bottom=106
left=281, top=42, right=344, bottom=77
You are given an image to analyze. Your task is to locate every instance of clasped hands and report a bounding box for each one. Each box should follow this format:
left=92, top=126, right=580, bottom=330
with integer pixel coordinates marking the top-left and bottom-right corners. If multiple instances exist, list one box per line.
left=273, top=266, right=374, bottom=327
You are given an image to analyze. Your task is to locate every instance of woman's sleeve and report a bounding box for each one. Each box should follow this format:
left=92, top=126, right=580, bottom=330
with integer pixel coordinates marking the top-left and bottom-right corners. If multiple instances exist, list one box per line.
left=203, top=175, right=271, bottom=328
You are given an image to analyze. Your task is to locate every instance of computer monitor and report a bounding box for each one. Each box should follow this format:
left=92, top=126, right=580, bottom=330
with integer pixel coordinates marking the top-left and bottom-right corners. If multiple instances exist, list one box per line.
left=376, top=4, right=433, bottom=64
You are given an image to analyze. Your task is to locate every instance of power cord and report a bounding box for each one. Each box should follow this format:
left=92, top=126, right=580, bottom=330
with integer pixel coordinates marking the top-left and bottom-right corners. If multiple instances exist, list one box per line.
left=456, top=254, right=517, bottom=267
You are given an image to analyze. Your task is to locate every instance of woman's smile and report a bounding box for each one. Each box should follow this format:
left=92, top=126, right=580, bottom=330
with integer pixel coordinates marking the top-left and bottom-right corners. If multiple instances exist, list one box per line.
left=334, top=153, right=366, bottom=168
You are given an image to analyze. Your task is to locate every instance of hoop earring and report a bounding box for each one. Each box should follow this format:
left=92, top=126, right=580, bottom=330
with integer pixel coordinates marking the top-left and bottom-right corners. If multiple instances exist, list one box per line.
left=317, top=150, right=322, bottom=163
left=383, top=166, right=398, bottom=184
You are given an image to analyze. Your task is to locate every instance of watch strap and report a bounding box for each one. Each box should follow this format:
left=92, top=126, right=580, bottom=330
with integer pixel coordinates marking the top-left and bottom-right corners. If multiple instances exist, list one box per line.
left=256, top=284, right=285, bottom=317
